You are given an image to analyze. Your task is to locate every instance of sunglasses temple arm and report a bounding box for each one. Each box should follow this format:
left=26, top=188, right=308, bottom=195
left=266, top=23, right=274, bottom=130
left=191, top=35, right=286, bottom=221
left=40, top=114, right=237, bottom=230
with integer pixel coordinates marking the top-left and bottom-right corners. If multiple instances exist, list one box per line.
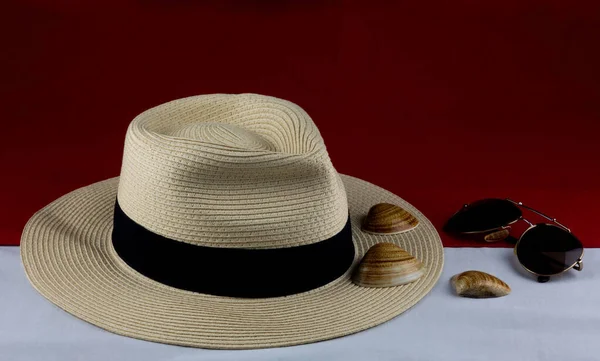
left=520, top=217, right=534, bottom=227
left=506, top=199, right=571, bottom=233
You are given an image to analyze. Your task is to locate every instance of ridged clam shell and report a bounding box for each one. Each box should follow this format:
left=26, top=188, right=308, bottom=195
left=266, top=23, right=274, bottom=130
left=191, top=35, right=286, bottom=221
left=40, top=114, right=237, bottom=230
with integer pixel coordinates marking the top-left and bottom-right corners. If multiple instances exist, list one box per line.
left=352, top=243, right=424, bottom=288
left=361, top=203, right=419, bottom=234
left=451, top=270, right=511, bottom=298
left=484, top=229, right=510, bottom=242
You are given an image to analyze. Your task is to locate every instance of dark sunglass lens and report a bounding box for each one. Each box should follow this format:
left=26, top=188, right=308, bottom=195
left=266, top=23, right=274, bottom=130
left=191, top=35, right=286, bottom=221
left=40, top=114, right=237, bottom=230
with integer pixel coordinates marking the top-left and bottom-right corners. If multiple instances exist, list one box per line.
left=516, top=224, right=583, bottom=276
left=444, top=199, right=522, bottom=233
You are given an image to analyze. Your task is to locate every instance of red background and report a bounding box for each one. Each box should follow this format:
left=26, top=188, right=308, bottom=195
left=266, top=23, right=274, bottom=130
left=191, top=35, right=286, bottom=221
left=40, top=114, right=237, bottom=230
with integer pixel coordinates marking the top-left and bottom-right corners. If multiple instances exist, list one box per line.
left=2, top=0, right=599, bottom=247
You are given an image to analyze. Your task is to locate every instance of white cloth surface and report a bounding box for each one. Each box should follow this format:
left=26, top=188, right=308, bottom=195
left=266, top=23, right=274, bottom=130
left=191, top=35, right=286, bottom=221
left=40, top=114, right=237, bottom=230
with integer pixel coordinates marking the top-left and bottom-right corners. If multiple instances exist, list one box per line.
left=1, top=247, right=598, bottom=361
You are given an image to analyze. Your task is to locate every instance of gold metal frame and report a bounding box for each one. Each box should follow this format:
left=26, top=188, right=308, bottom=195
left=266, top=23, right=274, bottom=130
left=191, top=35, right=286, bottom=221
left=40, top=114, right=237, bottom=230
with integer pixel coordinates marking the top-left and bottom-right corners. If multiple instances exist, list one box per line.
left=449, top=198, right=584, bottom=282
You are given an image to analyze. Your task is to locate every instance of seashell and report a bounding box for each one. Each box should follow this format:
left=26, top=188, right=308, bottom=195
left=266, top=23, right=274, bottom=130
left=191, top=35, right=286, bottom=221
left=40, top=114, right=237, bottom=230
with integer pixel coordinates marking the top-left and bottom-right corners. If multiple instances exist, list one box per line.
left=451, top=270, right=511, bottom=298
left=484, top=228, right=511, bottom=242
left=362, top=203, right=419, bottom=235
left=352, top=243, right=424, bottom=288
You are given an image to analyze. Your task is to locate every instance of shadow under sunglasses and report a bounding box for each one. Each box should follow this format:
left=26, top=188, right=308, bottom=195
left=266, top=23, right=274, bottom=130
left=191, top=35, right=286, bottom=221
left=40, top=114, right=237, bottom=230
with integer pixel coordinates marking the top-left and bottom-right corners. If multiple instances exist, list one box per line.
left=444, top=198, right=584, bottom=283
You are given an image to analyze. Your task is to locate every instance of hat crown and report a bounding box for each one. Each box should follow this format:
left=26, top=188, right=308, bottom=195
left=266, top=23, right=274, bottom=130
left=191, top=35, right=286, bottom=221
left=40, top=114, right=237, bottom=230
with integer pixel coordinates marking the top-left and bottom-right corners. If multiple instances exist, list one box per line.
left=117, top=94, right=348, bottom=249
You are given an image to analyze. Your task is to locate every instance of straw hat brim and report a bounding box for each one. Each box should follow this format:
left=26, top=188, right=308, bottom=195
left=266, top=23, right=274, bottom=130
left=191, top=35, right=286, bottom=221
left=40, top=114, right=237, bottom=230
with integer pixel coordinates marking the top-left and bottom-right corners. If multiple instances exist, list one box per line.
left=21, top=174, right=444, bottom=349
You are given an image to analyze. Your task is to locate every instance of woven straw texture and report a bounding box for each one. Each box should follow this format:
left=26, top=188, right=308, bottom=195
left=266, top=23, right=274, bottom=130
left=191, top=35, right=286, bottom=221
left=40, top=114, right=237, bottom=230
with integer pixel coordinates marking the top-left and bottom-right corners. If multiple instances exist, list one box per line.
left=20, top=94, right=444, bottom=349
left=118, top=94, right=348, bottom=249
left=21, top=175, right=443, bottom=349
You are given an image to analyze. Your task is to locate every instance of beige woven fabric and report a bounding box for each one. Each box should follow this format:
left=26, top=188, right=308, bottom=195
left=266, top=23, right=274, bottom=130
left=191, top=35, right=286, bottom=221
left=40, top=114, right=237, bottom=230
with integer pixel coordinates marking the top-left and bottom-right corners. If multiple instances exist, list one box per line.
left=20, top=94, right=444, bottom=349
left=118, top=94, right=347, bottom=248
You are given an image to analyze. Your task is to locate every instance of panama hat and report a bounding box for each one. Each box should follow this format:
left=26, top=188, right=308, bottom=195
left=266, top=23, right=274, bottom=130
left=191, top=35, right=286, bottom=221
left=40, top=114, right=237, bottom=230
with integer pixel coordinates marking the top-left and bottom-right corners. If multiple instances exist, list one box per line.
left=21, top=94, right=443, bottom=349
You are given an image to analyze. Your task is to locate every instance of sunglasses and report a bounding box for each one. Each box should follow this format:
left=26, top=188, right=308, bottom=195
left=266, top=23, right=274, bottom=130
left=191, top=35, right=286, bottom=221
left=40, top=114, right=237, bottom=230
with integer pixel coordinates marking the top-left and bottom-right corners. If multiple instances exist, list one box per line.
left=444, top=198, right=584, bottom=283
